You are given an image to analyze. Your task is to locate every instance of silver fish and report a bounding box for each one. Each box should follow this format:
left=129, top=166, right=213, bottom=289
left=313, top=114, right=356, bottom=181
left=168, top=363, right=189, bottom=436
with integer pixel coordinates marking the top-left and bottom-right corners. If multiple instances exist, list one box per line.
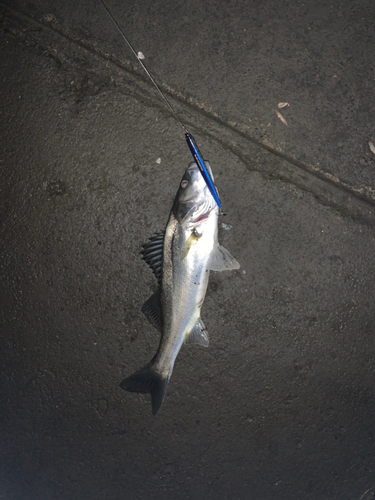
left=120, top=161, right=240, bottom=415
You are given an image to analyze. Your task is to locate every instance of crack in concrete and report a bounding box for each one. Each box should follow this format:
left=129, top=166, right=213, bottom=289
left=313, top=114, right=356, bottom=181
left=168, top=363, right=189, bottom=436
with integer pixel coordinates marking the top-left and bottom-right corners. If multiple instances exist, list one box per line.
left=2, top=1, right=375, bottom=227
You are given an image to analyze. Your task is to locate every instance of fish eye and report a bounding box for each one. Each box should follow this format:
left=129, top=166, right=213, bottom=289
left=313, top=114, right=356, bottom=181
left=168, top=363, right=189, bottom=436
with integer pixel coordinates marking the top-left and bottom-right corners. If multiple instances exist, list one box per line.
left=181, top=180, right=189, bottom=188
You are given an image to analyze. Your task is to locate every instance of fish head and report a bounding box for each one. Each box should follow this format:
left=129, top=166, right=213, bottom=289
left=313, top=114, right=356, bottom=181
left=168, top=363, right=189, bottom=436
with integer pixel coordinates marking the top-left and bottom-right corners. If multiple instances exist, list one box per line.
left=172, top=161, right=217, bottom=225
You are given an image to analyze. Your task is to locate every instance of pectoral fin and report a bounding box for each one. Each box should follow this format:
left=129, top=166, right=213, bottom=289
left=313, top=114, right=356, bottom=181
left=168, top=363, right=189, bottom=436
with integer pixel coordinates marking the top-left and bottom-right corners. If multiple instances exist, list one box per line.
left=185, top=318, right=209, bottom=347
left=210, top=244, right=240, bottom=271
left=181, top=229, right=202, bottom=262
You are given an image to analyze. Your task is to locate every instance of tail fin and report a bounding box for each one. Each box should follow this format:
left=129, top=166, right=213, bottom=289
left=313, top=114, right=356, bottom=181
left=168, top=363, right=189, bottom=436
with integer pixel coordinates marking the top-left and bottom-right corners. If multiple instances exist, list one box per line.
left=120, top=364, right=170, bottom=416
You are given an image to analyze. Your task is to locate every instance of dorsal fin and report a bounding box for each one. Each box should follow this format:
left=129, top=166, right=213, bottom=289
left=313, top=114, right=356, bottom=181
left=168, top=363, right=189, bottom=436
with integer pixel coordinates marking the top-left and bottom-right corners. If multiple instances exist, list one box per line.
left=141, top=290, right=162, bottom=333
left=141, top=231, right=165, bottom=284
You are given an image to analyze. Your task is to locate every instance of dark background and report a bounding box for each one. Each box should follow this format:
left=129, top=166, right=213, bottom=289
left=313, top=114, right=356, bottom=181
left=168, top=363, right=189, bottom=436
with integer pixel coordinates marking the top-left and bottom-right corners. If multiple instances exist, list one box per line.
left=1, top=1, right=375, bottom=499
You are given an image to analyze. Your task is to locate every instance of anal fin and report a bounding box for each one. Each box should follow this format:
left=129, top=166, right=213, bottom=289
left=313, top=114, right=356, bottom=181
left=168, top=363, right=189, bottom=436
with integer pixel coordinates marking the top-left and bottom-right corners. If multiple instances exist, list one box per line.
left=185, top=318, right=209, bottom=347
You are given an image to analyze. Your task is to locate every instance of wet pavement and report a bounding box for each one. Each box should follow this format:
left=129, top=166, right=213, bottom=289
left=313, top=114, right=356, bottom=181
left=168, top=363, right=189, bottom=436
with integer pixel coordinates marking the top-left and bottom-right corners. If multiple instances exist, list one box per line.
left=1, top=2, right=375, bottom=500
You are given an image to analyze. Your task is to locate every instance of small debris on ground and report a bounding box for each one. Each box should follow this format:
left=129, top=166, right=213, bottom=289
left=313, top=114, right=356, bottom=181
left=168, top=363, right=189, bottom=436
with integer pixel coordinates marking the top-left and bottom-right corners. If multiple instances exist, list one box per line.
left=44, top=13, right=57, bottom=23
left=278, top=102, right=290, bottom=108
left=369, top=142, right=375, bottom=155
left=137, top=51, right=145, bottom=60
left=276, top=110, right=288, bottom=126
left=156, top=157, right=161, bottom=164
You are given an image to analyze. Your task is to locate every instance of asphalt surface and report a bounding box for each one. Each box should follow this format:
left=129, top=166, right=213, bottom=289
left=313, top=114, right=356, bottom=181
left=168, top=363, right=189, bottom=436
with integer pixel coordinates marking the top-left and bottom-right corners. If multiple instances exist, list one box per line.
left=1, top=2, right=375, bottom=500
left=5, top=0, right=375, bottom=201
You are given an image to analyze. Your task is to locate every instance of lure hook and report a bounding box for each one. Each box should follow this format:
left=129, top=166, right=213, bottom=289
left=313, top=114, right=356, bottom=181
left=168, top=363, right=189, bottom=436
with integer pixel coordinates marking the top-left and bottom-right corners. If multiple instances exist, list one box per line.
left=98, top=0, right=222, bottom=209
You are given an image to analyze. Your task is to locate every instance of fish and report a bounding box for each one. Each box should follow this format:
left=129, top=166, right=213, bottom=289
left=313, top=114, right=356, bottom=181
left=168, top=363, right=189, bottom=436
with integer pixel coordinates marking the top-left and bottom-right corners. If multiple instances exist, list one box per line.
left=120, top=161, right=240, bottom=415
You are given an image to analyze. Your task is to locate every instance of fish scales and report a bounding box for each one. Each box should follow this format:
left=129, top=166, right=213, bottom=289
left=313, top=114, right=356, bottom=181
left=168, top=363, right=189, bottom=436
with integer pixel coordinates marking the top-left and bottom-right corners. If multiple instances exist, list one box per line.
left=156, top=212, right=215, bottom=372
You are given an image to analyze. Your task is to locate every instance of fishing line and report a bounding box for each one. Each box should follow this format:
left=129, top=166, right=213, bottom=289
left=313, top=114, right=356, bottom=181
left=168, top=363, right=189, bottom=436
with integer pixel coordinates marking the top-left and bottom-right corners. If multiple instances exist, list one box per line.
left=98, top=0, right=222, bottom=209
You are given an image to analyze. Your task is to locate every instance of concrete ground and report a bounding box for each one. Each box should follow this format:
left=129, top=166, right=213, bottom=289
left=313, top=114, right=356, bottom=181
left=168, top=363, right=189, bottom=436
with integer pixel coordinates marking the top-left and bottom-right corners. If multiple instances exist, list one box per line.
left=1, top=2, right=375, bottom=499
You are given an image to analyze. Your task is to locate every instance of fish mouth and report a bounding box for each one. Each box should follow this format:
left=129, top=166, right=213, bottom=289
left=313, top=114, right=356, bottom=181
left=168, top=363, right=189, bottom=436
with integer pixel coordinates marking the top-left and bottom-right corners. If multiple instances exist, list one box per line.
left=175, top=163, right=218, bottom=225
